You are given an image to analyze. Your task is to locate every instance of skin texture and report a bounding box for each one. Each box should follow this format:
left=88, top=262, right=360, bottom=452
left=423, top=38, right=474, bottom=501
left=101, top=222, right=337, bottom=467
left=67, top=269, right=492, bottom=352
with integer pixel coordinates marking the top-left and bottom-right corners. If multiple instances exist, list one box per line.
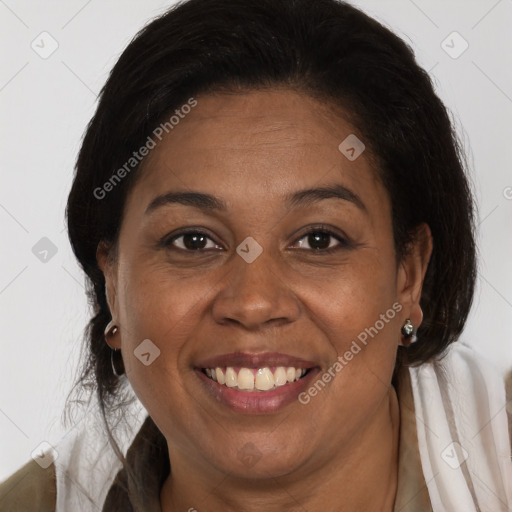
left=98, top=89, right=432, bottom=512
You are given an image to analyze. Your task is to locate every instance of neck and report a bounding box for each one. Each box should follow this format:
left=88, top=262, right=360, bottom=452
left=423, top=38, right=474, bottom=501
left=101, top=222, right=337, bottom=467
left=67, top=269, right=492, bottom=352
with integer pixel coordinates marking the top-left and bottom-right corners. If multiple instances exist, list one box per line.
left=160, top=386, right=400, bottom=512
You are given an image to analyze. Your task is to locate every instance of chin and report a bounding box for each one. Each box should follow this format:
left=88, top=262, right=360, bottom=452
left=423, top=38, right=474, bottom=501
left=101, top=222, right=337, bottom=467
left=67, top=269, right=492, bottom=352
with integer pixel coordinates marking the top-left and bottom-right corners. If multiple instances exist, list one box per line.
left=207, top=435, right=310, bottom=480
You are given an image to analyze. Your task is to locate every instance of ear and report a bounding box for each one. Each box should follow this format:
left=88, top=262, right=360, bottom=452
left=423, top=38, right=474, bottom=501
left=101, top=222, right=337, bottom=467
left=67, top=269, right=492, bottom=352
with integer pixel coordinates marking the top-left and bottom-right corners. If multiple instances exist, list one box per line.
left=96, top=240, right=121, bottom=349
left=396, top=223, right=433, bottom=345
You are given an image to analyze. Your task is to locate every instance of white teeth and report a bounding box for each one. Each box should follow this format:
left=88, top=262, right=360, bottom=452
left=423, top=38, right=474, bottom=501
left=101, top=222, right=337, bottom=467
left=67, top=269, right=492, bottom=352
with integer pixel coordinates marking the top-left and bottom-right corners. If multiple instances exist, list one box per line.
left=237, top=368, right=255, bottom=390
left=225, top=367, right=237, bottom=388
left=203, top=366, right=308, bottom=392
left=274, top=366, right=287, bottom=386
left=255, top=367, right=274, bottom=391
left=286, top=367, right=296, bottom=383
left=215, top=367, right=225, bottom=385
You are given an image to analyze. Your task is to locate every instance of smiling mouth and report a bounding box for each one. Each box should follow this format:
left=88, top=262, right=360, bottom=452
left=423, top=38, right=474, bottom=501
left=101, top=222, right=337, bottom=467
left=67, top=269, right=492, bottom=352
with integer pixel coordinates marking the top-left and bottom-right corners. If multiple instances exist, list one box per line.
left=201, top=366, right=311, bottom=392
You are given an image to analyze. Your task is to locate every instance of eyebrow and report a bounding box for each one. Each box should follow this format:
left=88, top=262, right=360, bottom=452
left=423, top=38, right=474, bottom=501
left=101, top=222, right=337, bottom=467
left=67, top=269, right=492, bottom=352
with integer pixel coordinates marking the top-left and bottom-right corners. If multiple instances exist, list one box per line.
left=286, top=184, right=366, bottom=212
left=144, top=183, right=366, bottom=216
left=145, top=191, right=227, bottom=215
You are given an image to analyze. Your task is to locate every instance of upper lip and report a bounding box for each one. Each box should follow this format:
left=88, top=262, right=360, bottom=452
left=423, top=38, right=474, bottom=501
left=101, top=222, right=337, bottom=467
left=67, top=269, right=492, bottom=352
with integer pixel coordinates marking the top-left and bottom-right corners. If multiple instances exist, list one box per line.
left=195, top=352, right=319, bottom=369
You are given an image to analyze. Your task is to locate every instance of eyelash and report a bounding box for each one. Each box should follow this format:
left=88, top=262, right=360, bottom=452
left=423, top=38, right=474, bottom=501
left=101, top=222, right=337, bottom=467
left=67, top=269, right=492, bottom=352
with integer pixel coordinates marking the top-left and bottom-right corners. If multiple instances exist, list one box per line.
left=159, top=225, right=350, bottom=255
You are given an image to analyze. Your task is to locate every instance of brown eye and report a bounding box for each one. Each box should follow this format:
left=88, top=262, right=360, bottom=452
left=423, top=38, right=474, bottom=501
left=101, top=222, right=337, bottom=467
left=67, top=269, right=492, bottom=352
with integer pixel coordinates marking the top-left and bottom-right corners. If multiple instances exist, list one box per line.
left=303, top=232, right=332, bottom=250
left=180, top=233, right=209, bottom=250
left=164, top=231, right=222, bottom=252
left=293, top=227, right=350, bottom=253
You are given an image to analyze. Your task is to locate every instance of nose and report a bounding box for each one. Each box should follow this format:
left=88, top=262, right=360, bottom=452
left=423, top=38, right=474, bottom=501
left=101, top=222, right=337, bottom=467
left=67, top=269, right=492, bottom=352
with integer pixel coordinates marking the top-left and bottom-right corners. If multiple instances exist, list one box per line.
left=211, top=247, right=301, bottom=330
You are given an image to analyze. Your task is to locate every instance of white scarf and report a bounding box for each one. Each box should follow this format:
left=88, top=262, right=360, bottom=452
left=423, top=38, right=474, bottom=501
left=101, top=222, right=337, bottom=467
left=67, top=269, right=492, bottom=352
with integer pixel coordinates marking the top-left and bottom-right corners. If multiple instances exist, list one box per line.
left=54, top=342, right=512, bottom=511
left=54, top=383, right=147, bottom=511
left=409, top=342, right=512, bottom=511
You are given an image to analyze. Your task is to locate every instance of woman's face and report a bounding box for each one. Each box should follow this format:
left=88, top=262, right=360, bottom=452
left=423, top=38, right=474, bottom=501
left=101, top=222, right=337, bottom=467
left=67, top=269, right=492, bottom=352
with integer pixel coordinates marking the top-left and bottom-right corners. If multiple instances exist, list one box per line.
left=99, top=89, right=430, bottom=479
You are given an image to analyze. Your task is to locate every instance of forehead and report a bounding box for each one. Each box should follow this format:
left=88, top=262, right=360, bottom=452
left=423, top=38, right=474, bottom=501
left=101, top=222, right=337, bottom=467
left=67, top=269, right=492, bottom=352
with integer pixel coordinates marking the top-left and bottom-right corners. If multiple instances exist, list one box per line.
left=126, top=89, right=388, bottom=218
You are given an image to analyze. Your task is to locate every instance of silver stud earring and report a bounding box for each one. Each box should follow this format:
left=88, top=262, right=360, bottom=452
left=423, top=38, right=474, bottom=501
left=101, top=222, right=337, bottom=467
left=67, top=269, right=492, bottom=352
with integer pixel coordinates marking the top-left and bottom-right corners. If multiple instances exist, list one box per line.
left=401, top=319, right=414, bottom=339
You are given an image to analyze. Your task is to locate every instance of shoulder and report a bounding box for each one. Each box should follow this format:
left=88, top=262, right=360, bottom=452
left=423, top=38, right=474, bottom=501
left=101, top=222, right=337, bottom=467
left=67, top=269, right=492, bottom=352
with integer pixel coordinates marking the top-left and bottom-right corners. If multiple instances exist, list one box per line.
left=0, top=460, right=56, bottom=512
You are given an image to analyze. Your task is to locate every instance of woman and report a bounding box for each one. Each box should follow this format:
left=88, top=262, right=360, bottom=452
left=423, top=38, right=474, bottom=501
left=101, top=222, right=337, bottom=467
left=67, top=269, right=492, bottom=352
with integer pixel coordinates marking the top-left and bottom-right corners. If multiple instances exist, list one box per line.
left=1, top=0, right=511, bottom=510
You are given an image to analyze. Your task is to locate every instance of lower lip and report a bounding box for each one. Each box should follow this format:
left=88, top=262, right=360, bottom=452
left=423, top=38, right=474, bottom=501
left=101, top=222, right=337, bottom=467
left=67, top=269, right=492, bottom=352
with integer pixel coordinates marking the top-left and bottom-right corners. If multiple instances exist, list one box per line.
left=195, top=368, right=320, bottom=414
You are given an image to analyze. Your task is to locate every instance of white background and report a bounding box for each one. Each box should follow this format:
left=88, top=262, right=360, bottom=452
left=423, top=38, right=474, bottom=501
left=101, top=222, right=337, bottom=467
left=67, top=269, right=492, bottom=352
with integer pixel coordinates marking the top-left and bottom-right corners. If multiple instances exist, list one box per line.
left=1, top=0, right=511, bottom=481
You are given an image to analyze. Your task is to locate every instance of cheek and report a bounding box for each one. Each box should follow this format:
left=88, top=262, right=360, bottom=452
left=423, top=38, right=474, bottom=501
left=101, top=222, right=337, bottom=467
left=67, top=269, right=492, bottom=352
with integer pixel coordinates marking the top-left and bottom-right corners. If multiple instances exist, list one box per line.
left=118, top=256, right=206, bottom=342
left=302, top=249, right=399, bottom=349
left=114, top=263, right=205, bottom=411
left=298, top=252, right=400, bottom=418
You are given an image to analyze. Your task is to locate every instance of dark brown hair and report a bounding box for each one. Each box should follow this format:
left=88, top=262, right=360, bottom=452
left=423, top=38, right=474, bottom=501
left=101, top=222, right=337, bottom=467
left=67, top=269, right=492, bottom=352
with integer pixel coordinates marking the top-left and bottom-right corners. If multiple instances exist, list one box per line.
left=65, top=0, right=477, bottom=508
